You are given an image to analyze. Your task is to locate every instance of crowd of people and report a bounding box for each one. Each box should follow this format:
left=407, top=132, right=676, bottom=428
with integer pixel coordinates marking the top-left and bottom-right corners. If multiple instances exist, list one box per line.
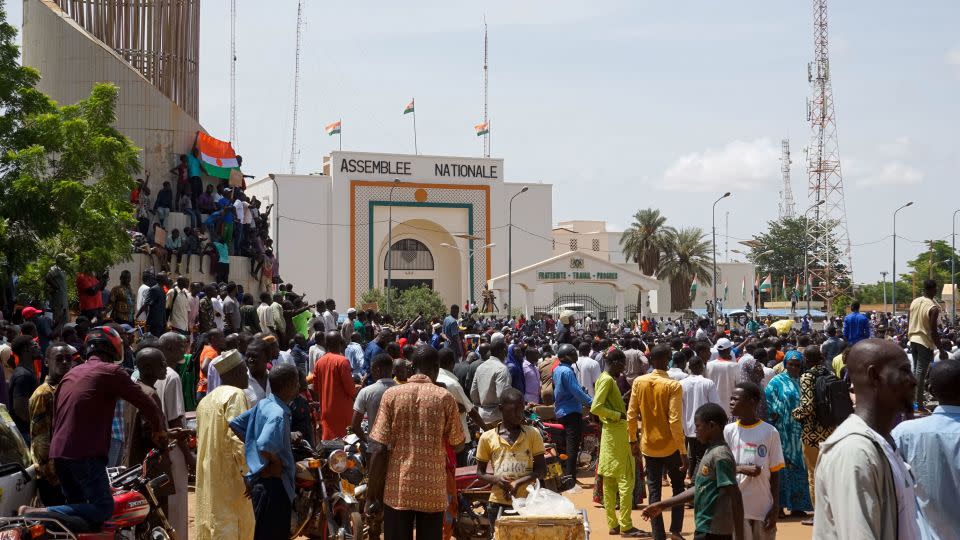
left=1, top=273, right=958, bottom=540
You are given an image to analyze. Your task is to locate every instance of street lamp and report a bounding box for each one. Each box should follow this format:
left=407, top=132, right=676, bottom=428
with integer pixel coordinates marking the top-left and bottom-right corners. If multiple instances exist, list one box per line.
left=508, top=187, right=529, bottom=316
left=953, top=209, right=960, bottom=325
left=441, top=242, right=496, bottom=305
left=386, top=178, right=401, bottom=313
left=880, top=271, right=889, bottom=313
left=892, top=202, right=914, bottom=317
left=803, top=200, right=826, bottom=315
left=712, top=192, right=731, bottom=318
left=890, top=205, right=913, bottom=317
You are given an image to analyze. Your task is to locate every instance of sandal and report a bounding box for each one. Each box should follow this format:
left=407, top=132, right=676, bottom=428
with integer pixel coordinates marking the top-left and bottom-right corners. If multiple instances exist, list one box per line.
left=621, top=529, right=652, bottom=538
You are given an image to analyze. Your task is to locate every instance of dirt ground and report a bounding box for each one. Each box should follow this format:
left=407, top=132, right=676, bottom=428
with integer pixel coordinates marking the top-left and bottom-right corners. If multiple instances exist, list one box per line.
left=563, top=470, right=814, bottom=540
left=186, top=471, right=815, bottom=540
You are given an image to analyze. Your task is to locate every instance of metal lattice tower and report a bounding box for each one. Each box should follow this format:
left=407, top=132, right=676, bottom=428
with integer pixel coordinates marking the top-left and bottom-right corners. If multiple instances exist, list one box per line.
left=779, top=139, right=796, bottom=220
left=230, top=0, right=237, bottom=145
left=289, top=0, right=305, bottom=174
left=805, top=0, right=852, bottom=306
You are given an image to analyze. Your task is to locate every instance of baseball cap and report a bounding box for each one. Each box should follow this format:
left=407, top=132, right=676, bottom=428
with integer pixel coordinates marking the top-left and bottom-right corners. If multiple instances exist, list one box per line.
left=347, top=307, right=357, bottom=315
left=490, top=332, right=505, bottom=346
left=715, top=338, right=734, bottom=351
left=21, top=306, right=42, bottom=319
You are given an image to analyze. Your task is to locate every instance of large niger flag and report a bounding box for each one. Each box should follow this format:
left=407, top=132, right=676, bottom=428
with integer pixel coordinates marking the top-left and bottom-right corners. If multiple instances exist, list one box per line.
left=196, top=131, right=239, bottom=179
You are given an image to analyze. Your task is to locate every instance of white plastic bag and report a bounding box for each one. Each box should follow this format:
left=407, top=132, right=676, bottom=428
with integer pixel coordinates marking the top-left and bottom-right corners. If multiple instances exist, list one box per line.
left=512, top=481, right=578, bottom=516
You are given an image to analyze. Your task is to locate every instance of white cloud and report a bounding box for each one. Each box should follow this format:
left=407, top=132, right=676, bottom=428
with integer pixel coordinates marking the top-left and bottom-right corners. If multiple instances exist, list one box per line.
left=659, top=138, right=780, bottom=192
left=853, top=160, right=924, bottom=187
left=946, top=48, right=960, bottom=66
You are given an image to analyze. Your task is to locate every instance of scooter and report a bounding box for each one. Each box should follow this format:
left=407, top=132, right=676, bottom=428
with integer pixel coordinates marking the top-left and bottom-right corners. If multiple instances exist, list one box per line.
left=291, top=438, right=364, bottom=540
left=0, top=441, right=180, bottom=540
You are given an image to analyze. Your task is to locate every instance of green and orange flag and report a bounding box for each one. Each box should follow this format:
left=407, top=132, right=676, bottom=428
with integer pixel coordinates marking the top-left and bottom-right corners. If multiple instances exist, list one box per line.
left=196, top=131, right=239, bottom=179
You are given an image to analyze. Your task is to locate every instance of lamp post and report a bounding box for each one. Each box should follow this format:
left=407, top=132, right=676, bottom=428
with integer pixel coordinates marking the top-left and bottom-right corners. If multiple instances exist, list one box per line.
left=880, top=271, right=888, bottom=313
left=712, top=192, right=731, bottom=318
left=508, top=187, right=529, bottom=316
left=442, top=242, right=496, bottom=306
left=803, top=200, right=826, bottom=316
left=953, top=209, right=959, bottom=325
left=386, top=178, right=401, bottom=313
left=892, top=202, right=914, bottom=317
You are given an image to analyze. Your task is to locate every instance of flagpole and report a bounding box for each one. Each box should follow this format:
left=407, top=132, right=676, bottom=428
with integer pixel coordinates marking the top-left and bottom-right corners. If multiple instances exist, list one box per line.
left=412, top=98, right=419, bottom=155
left=339, top=118, right=342, bottom=151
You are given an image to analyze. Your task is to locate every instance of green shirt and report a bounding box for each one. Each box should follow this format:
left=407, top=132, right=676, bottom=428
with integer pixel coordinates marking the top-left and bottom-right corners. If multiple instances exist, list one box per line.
left=694, top=442, right=737, bottom=534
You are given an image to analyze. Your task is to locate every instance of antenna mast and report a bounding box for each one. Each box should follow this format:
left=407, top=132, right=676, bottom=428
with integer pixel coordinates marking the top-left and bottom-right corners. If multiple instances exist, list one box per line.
left=805, top=0, right=852, bottom=310
left=482, top=20, right=490, bottom=158
left=289, top=0, right=304, bottom=174
left=779, top=138, right=796, bottom=219
left=229, top=0, right=237, bottom=145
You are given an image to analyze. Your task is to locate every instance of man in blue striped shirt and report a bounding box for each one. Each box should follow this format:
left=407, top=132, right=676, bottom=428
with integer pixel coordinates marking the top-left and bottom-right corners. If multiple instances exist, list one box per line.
left=891, top=359, right=960, bottom=539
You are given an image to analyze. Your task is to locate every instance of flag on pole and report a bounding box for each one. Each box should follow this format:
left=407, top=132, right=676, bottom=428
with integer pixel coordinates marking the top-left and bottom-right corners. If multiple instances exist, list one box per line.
left=723, top=281, right=728, bottom=301
left=806, top=275, right=813, bottom=298
left=324, top=120, right=341, bottom=136
left=195, top=131, right=239, bottom=179
left=689, top=278, right=698, bottom=301
left=760, top=273, right=772, bottom=292
left=782, top=276, right=787, bottom=299
left=794, top=275, right=801, bottom=292
left=403, top=99, right=415, bottom=114
left=741, top=276, right=746, bottom=299
left=474, top=122, right=490, bottom=136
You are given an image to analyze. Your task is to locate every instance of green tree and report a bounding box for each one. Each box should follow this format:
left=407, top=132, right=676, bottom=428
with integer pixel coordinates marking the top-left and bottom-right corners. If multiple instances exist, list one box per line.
left=853, top=280, right=910, bottom=308
left=658, top=227, right=712, bottom=311
left=620, top=208, right=675, bottom=307
left=900, top=240, right=958, bottom=298
left=748, top=217, right=848, bottom=301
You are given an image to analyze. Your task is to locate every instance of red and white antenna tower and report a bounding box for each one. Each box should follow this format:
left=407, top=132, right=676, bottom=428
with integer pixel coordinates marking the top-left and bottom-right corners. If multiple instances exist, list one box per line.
left=805, top=0, right=852, bottom=308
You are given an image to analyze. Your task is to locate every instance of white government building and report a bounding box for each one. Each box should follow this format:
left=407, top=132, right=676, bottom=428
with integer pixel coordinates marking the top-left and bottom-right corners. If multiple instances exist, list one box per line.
left=24, top=0, right=755, bottom=319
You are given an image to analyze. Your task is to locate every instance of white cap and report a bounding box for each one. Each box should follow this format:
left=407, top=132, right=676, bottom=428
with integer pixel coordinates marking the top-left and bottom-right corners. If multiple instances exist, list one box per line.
left=715, top=338, right=733, bottom=351
left=490, top=332, right=505, bottom=346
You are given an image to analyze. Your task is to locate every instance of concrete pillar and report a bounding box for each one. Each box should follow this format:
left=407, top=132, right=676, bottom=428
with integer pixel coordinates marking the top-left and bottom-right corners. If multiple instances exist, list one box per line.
left=615, top=288, right=625, bottom=321
left=523, top=286, right=535, bottom=318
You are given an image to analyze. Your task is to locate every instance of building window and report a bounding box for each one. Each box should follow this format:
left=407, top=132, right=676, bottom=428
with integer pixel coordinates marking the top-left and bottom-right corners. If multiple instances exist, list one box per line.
left=592, top=239, right=600, bottom=252
left=569, top=238, right=577, bottom=251
left=384, top=239, right=434, bottom=270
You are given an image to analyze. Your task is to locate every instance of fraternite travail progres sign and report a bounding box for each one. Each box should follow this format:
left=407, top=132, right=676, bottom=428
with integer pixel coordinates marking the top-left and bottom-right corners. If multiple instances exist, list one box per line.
left=537, top=271, right=618, bottom=281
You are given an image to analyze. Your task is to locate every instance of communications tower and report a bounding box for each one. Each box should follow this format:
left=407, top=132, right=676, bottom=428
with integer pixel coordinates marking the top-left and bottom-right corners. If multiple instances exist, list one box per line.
left=779, top=139, right=796, bottom=220
left=289, top=0, right=305, bottom=173
left=805, top=0, right=852, bottom=307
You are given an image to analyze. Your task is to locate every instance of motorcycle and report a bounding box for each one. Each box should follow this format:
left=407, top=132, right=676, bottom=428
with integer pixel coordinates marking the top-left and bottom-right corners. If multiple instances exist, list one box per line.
left=0, top=441, right=179, bottom=540
left=291, top=437, right=364, bottom=540
left=526, top=406, right=600, bottom=472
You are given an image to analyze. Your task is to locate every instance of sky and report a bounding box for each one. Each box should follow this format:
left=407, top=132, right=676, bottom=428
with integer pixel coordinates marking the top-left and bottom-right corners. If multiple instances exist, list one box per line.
left=9, top=1, right=960, bottom=284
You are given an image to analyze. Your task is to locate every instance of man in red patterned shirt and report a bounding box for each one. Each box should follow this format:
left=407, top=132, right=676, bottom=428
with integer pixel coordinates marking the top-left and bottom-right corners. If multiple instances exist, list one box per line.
left=367, top=344, right=465, bottom=540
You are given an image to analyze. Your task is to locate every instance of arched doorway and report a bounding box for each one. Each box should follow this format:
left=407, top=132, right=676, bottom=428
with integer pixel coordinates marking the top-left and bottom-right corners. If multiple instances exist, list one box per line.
left=375, top=219, right=462, bottom=306
left=384, top=239, right=435, bottom=291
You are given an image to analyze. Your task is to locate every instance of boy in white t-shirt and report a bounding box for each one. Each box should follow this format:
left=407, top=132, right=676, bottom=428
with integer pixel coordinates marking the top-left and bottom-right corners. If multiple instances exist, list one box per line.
left=724, top=381, right=784, bottom=540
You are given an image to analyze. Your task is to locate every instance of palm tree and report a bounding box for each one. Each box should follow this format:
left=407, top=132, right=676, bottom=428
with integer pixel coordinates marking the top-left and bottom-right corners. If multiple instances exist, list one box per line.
left=620, top=209, right=675, bottom=309
left=659, top=227, right=713, bottom=311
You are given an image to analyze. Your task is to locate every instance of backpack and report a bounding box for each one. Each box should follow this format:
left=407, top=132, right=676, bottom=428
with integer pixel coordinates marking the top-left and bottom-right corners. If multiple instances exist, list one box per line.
left=814, top=370, right=854, bottom=427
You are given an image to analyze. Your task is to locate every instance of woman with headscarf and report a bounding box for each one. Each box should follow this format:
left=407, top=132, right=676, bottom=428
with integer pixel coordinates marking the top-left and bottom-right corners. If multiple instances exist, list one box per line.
left=763, top=350, right=813, bottom=517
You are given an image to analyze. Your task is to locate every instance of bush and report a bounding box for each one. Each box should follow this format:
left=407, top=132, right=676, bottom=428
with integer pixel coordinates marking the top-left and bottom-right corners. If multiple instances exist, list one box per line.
left=360, top=286, right=446, bottom=321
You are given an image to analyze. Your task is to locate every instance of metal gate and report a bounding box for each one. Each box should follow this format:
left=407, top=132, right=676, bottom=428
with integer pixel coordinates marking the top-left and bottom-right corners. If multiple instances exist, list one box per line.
left=533, top=294, right=618, bottom=321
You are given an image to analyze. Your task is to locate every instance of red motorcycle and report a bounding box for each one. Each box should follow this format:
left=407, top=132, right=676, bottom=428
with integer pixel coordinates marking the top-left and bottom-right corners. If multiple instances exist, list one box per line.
left=0, top=438, right=183, bottom=540
left=526, top=406, right=600, bottom=472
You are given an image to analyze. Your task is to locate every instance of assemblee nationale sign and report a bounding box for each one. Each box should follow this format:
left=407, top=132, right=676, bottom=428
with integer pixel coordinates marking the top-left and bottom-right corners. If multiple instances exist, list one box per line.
left=537, top=271, right=618, bottom=281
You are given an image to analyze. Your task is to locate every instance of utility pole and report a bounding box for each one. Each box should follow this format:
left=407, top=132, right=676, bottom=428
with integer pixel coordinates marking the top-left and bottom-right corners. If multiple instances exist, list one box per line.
left=880, top=271, right=888, bottom=313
